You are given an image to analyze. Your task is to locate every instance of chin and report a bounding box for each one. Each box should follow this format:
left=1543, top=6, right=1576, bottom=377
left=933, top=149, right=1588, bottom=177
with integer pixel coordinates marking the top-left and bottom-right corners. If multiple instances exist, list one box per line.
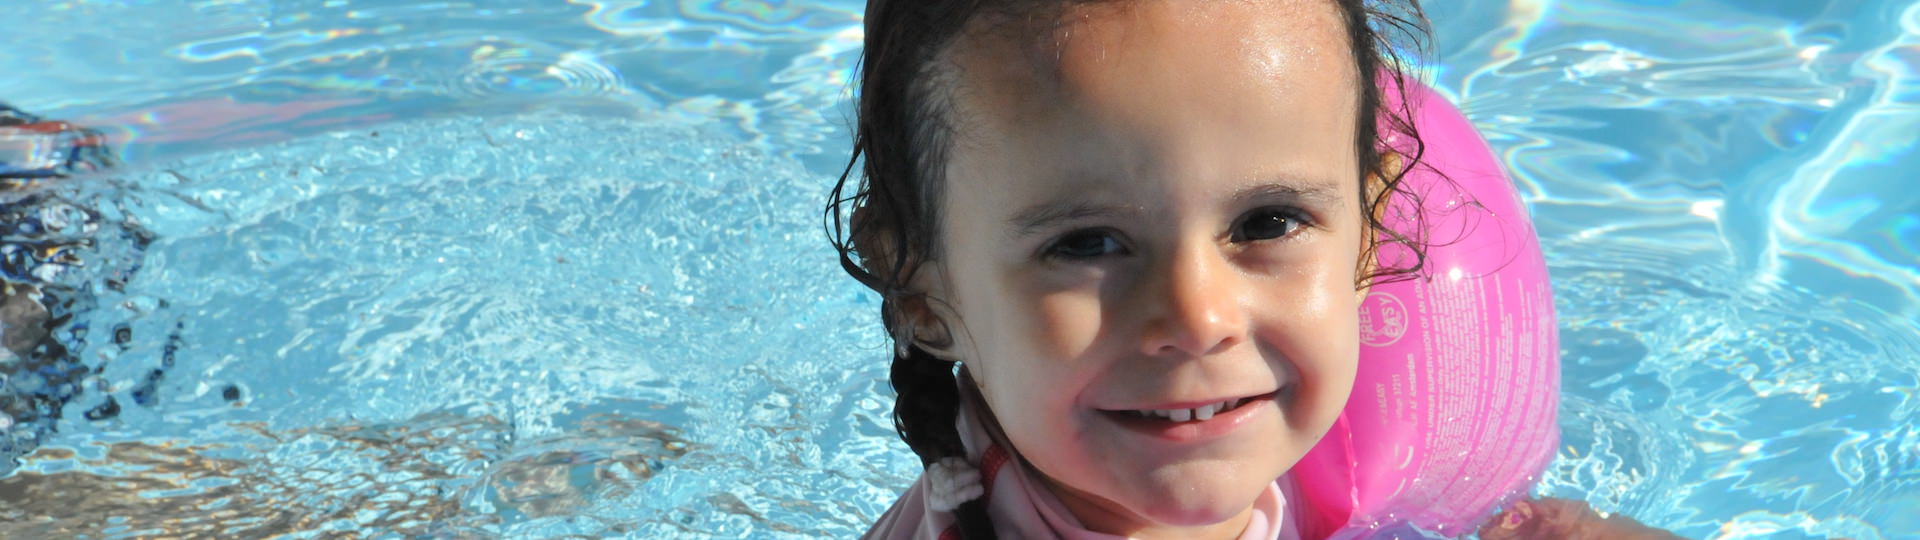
left=1130, top=467, right=1275, bottom=527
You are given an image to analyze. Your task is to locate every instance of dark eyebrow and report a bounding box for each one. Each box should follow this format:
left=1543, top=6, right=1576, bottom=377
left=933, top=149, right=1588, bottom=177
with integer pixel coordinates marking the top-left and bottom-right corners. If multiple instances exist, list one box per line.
left=1006, top=200, right=1142, bottom=239
left=1230, top=180, right=1345, bottom=208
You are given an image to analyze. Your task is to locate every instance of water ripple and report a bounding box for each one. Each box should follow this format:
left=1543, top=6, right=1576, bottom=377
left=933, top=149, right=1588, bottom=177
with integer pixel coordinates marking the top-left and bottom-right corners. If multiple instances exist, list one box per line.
left=2, top=0, right=864, bottom=167
left=450, top=45, right=625, bottom=99
left=7, top=111, right=898, bottom=537
left=1439, top=0, right=1920, bottom=323
left=1542, top=255, right=1920, bottom=538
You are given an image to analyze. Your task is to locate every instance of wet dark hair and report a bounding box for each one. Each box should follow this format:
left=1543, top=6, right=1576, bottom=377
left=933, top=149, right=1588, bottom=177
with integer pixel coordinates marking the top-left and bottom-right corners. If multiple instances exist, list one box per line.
left=828, top=1, right=1432, bottom=537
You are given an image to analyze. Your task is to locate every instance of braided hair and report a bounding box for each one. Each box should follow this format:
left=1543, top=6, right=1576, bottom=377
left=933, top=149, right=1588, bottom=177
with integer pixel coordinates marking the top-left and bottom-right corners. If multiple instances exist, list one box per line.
left=827, top=2, right=1433, bottom=538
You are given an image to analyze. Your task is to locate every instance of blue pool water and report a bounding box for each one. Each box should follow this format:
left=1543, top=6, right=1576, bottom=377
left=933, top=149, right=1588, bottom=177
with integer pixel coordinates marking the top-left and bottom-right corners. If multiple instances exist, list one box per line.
left=1, top=0, right=1915, bottom=538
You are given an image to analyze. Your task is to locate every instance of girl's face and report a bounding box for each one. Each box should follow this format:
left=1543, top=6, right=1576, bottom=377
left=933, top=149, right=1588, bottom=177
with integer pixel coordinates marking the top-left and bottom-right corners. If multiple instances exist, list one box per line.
left=923, top=0, right=1365, bottom=537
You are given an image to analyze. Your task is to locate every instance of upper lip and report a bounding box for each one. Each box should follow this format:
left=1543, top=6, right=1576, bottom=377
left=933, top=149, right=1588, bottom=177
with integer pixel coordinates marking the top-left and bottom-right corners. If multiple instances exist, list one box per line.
left=1099, top=390, right=1275, bottom=411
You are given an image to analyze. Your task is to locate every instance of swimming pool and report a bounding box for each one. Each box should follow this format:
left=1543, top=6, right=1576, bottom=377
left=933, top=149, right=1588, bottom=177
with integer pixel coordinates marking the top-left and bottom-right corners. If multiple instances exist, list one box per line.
left=1, top=0, right=1915, bottom=537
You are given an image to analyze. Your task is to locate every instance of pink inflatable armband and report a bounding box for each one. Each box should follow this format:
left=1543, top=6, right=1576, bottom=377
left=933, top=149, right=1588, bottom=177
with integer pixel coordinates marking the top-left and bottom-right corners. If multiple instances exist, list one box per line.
left=1293, top=80, right=1561, bottom=539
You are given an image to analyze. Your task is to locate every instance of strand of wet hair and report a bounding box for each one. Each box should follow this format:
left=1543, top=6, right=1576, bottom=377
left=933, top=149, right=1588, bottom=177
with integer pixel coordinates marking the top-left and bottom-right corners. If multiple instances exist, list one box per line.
left=889, top=343, right=997, bottom=540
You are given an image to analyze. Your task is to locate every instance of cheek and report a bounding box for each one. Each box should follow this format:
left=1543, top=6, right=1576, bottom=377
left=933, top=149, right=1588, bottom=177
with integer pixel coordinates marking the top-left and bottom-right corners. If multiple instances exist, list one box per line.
left=1303, top=301, right=1360, bottom=401
left=1283, top=254, right=1364, bottom=424
left=950, top=267, right=1107, bottom=407
left=964, top=266, right=1109, bottom=370
left=1028, top=286, right=1107, bottom=363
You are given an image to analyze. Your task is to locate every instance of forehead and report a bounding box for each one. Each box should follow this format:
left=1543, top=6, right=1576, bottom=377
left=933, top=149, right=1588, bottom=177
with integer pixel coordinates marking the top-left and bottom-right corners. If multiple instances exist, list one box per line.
left=938, top=0, right=1361, bottom=215
left=1056, top=1, right=1350, bottom=96
left=947, top=0, right=1355, bottom=131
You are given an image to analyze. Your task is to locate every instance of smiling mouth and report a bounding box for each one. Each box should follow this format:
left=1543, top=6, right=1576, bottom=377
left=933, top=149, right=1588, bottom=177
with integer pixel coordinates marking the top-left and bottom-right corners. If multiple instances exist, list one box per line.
left=1105, top=391, right=1278, bottom=423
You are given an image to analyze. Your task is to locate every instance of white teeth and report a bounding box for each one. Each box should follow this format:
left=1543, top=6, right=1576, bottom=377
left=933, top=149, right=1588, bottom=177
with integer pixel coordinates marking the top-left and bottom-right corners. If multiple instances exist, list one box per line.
left=1134, top=399, right=1239, bottom=422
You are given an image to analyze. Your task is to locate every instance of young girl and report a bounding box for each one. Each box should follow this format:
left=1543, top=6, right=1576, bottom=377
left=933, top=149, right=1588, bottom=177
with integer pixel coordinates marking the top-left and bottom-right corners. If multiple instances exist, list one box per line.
left=829, top=1, right=1681, bottom=538
left=829, top=0, right=1425, bottom=538
left=833, top=0, right=1704, bottom=534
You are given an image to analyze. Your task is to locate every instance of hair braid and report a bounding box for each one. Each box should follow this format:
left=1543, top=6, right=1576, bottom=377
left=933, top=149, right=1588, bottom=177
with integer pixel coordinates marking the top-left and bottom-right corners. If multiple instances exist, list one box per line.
left=889, top=345, right=997, bottom=539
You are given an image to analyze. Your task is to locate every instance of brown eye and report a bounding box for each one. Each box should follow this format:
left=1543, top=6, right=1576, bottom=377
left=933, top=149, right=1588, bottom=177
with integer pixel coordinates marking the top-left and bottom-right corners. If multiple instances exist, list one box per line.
left=1232, top=207, right=1308, bottom=242
left=1046, top=229, right=1127, bottom=260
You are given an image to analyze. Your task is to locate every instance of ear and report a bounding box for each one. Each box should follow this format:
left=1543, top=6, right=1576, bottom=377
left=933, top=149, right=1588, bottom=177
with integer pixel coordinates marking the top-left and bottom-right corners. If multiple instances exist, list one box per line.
left=898, top=264, right=963, bottom=361
left=851, top=202, right=947, bottom=357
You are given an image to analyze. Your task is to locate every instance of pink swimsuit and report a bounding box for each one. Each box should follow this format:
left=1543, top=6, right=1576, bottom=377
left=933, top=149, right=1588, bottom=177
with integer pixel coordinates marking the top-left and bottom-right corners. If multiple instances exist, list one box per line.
left=863, top=390, right=1301, bottom=540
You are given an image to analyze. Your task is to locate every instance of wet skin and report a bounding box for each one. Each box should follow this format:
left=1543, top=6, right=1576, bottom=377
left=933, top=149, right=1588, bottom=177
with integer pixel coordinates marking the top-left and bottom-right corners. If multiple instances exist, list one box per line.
left=917, top=1, right=1369, bottom=538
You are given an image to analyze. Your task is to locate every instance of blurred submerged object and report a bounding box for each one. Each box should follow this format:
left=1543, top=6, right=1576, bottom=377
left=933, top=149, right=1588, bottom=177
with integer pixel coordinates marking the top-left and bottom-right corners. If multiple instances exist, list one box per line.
left=0, top=410, right=693, bottom=537
left=0, top=102, right=153, bottom=474
left=0, top=103, right=114, bottom=186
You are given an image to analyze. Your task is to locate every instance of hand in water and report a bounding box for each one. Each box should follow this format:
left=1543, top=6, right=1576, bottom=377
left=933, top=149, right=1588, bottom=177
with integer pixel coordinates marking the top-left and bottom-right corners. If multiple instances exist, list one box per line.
left=1478, top=497, right=1685, bottom=540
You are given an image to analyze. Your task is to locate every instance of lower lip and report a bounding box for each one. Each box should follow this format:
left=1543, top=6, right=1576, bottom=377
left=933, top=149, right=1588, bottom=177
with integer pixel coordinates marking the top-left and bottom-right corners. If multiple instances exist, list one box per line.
left=1100, top=392, right=1279, bottom=443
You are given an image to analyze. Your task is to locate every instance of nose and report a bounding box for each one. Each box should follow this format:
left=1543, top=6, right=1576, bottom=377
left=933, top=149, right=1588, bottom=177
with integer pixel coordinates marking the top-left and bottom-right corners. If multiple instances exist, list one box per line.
left=1138, top=243, right=1247, bottom=358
